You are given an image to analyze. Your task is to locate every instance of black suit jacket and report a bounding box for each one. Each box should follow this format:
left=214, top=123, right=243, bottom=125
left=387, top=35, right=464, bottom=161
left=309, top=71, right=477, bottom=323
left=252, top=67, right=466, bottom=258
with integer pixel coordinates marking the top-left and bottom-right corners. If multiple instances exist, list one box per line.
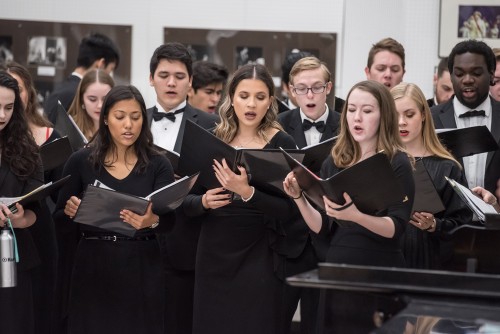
left=277, top=108, right=340, bottom=263
left=44, top=74, right=81, bottom=124
left=431, top=98, right=500, bottom=194
left=148, top=103, right=219, bottom=271
left=278, top=107, right=340, bottom=149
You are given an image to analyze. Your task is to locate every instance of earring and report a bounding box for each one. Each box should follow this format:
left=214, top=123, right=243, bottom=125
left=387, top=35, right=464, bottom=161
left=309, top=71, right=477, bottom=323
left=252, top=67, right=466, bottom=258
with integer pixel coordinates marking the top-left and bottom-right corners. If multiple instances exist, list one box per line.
left=81, top=104, right=85, bottom=110
left=104, top=121, right=108, bottom=125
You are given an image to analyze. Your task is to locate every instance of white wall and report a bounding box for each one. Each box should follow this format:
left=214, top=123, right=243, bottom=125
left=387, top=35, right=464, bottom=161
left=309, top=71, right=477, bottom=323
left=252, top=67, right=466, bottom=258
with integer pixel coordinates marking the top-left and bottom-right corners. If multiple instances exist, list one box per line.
left=1, top=0, right=441, bottom=106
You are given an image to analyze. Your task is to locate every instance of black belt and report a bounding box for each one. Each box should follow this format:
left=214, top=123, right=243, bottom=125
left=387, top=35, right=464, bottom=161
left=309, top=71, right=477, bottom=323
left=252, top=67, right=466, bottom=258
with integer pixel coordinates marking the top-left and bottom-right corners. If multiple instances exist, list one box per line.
left=81, top=233, right=156, bottom=242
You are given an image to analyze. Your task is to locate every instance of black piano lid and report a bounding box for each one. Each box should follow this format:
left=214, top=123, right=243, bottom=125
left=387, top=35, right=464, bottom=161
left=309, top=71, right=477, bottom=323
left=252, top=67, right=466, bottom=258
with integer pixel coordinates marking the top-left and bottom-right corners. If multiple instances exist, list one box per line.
left=286, top=263, right=500, bottom=299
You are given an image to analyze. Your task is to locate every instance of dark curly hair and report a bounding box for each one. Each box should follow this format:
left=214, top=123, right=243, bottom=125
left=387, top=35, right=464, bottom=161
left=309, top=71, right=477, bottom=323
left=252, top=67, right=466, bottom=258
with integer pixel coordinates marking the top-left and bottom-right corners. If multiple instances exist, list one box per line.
left=448, top=40, right=496, bottom=78
left=88, top=85, right=158, bottom=173
left=0, top=71, right=40, bottom=179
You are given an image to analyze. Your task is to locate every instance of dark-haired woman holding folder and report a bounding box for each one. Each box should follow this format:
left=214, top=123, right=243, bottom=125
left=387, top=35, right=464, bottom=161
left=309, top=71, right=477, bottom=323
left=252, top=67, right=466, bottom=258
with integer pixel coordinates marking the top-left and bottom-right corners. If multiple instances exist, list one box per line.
left=391, top=82, right=472, bottom=270
left=0, top=71, right=44, bottom=334
left=284, top=80, right=415, bottom=333
left=184, top=64, right=297, bottom=334
left=53, top=85, right=174, bottom=334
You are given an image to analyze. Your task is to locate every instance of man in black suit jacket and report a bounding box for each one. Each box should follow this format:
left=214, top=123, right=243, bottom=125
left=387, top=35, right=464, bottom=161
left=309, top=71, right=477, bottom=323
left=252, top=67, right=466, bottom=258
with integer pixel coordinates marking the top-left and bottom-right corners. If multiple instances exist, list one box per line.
left=44, top=33, right=119, bottom=123
left=431, top=40, right=500, bottom=196
left=427, top=57, right=454, bottom=108
left=277, top=56, right=340, bottom=334
left=148, top=42, right=218, bottom=334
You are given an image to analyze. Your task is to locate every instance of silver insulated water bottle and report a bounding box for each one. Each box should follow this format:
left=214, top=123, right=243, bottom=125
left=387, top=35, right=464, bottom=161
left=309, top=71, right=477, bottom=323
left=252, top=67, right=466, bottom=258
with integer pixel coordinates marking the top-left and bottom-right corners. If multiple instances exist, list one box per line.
left=0, top=226, right=17, bottom=288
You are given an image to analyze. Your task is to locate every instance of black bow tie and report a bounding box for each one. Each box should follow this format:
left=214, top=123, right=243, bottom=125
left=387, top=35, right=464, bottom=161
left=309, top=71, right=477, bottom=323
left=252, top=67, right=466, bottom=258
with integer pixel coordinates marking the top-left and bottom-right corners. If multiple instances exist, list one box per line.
left=459, top=110, right=485, bottom=118
left=152, top=108, right=185, bottom=122
left=302, top=119, right=326, bottom=133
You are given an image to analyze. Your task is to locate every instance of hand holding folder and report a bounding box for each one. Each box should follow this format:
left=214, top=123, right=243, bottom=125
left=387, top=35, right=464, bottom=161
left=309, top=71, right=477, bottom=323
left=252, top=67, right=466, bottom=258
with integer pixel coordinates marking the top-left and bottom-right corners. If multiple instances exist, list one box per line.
left=73, top=173, right=199, bottom=236
left=281, top=149, right=406, bottom=214
left=0, top=175, right=71, bottom=214
left=178, top=120, right=304, bottom=193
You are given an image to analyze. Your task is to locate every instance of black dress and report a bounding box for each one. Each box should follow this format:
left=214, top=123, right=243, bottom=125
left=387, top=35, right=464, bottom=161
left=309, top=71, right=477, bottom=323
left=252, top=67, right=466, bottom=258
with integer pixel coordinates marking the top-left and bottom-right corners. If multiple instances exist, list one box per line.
left=401, top=156, right=472, bottom=269
left=52, top=148, right=175, bottom=334
left=0, top=161, right=44, bottom=334
left=316, top=151, right=415, bottom=334
left=185, top=131, right=297, bottom=334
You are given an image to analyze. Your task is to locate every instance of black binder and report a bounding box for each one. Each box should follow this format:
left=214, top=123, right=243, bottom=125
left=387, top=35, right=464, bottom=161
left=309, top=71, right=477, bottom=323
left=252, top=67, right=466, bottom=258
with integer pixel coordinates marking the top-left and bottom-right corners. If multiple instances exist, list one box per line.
left=40, top=136, right=73, bottom=171
left=178, top=120, right=304, bottom=192
left=281, top=149, right=406, bottom=214
left=74, top=173, right=199, bottom=236
left=436, top=126, right=499, bottom=158
left=412, top=159, right=445, bottom=214
left=153, top=145, right=180, bottom=174
left=0, top=175, right=72, bottom=214
left=53, top=101, right=88, bottom=151
left=300, top=136, right=337, bottom=174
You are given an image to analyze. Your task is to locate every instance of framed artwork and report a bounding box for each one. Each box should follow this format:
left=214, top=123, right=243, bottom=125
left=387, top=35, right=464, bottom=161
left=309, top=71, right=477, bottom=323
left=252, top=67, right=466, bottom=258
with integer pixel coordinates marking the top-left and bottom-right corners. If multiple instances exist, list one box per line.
left=0, top=19, right=132, bottom=106
left=164, top=28, right=337, bottom=103
left=439, top=0, right=500, bottom=57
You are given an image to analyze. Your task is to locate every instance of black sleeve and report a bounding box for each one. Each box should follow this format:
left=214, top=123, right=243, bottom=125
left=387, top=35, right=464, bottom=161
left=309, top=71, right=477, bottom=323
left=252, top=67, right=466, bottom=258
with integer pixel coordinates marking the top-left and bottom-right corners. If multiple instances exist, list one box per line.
left=151, top=155, right=176, bottom=233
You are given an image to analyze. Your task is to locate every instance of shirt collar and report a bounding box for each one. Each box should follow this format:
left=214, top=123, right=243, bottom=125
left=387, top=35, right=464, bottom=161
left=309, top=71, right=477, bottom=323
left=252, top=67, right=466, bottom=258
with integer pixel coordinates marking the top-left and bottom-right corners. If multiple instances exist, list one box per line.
left=299, top=104, right=330, bottom=123
left=453, top=96, right=491, bottom=118
left=155, top=100, right=187, bottom=114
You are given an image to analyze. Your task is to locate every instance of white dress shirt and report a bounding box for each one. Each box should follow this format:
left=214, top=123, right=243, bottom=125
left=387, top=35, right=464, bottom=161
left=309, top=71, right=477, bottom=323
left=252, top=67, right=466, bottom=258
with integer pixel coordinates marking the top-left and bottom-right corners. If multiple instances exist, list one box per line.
left=150, top=101, right=186, bottom=153
left=453, top=96, right=492, bottom=188
left=300, top=104, right=329, bottom=147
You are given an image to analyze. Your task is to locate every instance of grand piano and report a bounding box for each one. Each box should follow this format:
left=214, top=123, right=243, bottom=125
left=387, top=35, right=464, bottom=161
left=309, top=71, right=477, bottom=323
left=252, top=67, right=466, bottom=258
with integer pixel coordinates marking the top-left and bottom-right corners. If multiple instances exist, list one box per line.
left=287, top=262, right=500, bottom=333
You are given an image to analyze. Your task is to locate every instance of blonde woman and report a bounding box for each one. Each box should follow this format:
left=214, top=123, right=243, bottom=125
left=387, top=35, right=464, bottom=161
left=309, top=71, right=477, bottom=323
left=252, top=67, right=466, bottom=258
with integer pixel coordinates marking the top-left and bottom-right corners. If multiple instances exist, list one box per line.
left=67, top=69, right=114, bottom=140
left=391, top=82, right=472, bottom=269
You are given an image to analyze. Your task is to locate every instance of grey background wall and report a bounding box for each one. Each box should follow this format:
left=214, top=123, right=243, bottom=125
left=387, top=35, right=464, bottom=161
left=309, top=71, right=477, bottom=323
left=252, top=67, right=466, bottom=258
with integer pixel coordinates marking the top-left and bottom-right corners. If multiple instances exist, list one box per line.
left=1, top=0, right=440, bottom=107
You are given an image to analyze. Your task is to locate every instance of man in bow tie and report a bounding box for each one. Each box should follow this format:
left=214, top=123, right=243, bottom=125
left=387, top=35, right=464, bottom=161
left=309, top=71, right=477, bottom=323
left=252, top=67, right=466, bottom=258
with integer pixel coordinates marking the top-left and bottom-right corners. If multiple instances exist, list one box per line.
left=277, top=56, right=340, bottom=334
left=432, top=40, right=500, bottom=196
left=147, top=42, right=218, bottom=154
left=147, top=42, right=219, bottom=334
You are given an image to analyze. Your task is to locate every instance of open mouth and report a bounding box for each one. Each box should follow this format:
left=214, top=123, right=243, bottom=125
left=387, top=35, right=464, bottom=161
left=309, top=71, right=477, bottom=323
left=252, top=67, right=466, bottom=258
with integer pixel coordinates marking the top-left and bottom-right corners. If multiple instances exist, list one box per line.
left=399, top=130, right=409, bottom=136
left=306, top=103, right=316, bottom=108
left=462, top=87, right=476, bottom=98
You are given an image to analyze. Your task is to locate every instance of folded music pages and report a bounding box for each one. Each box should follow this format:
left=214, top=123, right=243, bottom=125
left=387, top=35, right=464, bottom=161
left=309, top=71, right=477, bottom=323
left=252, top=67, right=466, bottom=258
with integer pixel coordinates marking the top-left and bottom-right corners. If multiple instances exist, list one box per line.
left=445, top=176, right=499, bottom=226
left=54, top=101, right=88, bottom=151
left=436, top=126, right=499, bottom=158
left=0, top=175, right=71, bottom=213
left=74, top=173, right=199, bottom=236
left=281, top=149, right=406, bottom=214
left=412, top=159, right=445, bottom=214
left=40, top=136, right=73, bottom=171
left=178, top=120, right=304, bottom=192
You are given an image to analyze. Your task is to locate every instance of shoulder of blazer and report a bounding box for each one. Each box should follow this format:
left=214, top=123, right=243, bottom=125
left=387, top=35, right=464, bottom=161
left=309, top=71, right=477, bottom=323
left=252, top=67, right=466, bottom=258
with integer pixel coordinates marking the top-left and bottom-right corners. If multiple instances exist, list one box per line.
left=278, top=108, right=301, bottom=130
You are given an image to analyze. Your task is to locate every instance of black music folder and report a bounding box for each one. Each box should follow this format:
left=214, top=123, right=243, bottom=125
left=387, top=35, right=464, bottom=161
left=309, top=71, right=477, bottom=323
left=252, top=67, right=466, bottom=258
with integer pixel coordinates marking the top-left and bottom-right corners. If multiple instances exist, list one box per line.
left=153, top=145, right=180, bottom=174
left=445, top=176, right=500, bottom=227
left=436, top=126, right=499, bottom=158
left=281, top=149, right=406, bottom=214
left=74, top=173, right=199, bottom=236
left=300, top=136, right=337, bottom=174
left=412, top=159, right=445, bottom=214
left=40, top=136, right=73, bottom=171
left=0, top=175, right=71, bottom=213
left=178, top=120, right=304, bottom=192
left=54, top=101, right=88, bottom=151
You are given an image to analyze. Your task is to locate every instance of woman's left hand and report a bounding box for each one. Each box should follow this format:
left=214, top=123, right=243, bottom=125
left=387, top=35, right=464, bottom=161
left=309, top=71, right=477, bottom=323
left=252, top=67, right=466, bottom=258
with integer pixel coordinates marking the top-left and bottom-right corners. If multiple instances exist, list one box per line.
left=411, top=211, right=435, bottom=232
left=213, top=158, right=253, bottom=198
left=120, top=202, right=159, bottom=230
left=323, top=192, right=359, bottom=221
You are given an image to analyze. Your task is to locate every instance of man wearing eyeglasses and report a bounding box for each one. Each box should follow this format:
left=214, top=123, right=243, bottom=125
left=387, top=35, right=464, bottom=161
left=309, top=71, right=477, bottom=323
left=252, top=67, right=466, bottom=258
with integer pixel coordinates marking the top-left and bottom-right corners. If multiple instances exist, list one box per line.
left=277, top=56, right=340, bottom=334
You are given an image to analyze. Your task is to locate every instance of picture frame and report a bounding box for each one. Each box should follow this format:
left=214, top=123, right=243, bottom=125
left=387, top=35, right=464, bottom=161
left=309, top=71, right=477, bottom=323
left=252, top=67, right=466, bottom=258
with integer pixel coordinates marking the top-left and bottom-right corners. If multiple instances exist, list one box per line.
left=439, top=0, right=500, bottom=57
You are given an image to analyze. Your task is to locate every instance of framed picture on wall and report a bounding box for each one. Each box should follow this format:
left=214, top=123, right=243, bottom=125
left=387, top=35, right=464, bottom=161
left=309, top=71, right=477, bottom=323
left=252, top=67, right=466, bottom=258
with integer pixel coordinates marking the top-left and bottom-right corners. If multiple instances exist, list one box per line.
left=439, top=0, right=500, bottom=57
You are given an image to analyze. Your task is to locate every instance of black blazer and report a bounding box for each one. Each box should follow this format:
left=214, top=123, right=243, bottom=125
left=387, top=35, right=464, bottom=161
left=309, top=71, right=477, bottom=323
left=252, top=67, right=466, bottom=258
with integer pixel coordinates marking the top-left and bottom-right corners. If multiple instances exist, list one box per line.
left=278, top=107, right=340, bottom=149
left=277, top=108, right=340, bottom=262
left=44, top=74, right=81, bottom=124
left=431, top=98, right=500, bottom=194
left=147, top=103, right=219, bottom=271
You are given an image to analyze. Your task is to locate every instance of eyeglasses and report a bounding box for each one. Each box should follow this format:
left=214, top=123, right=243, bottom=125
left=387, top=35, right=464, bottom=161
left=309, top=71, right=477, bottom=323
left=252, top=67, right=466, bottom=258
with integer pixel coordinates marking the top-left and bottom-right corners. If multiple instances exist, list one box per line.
left=292, top=83, right=328, bottom=95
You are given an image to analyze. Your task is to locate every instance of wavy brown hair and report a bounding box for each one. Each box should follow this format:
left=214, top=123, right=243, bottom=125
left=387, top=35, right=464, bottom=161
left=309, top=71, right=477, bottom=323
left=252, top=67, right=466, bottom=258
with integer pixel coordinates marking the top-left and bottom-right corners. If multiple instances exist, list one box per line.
left=214, top=64, right=282, bottom=144
left=0, top=71, right=40, bottom=179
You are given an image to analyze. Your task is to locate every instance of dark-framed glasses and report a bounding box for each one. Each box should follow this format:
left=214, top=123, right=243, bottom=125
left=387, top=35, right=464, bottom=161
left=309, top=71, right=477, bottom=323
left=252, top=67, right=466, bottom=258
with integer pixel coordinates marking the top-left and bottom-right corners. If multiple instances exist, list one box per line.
left=292, top=83, right=328, bottom=95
